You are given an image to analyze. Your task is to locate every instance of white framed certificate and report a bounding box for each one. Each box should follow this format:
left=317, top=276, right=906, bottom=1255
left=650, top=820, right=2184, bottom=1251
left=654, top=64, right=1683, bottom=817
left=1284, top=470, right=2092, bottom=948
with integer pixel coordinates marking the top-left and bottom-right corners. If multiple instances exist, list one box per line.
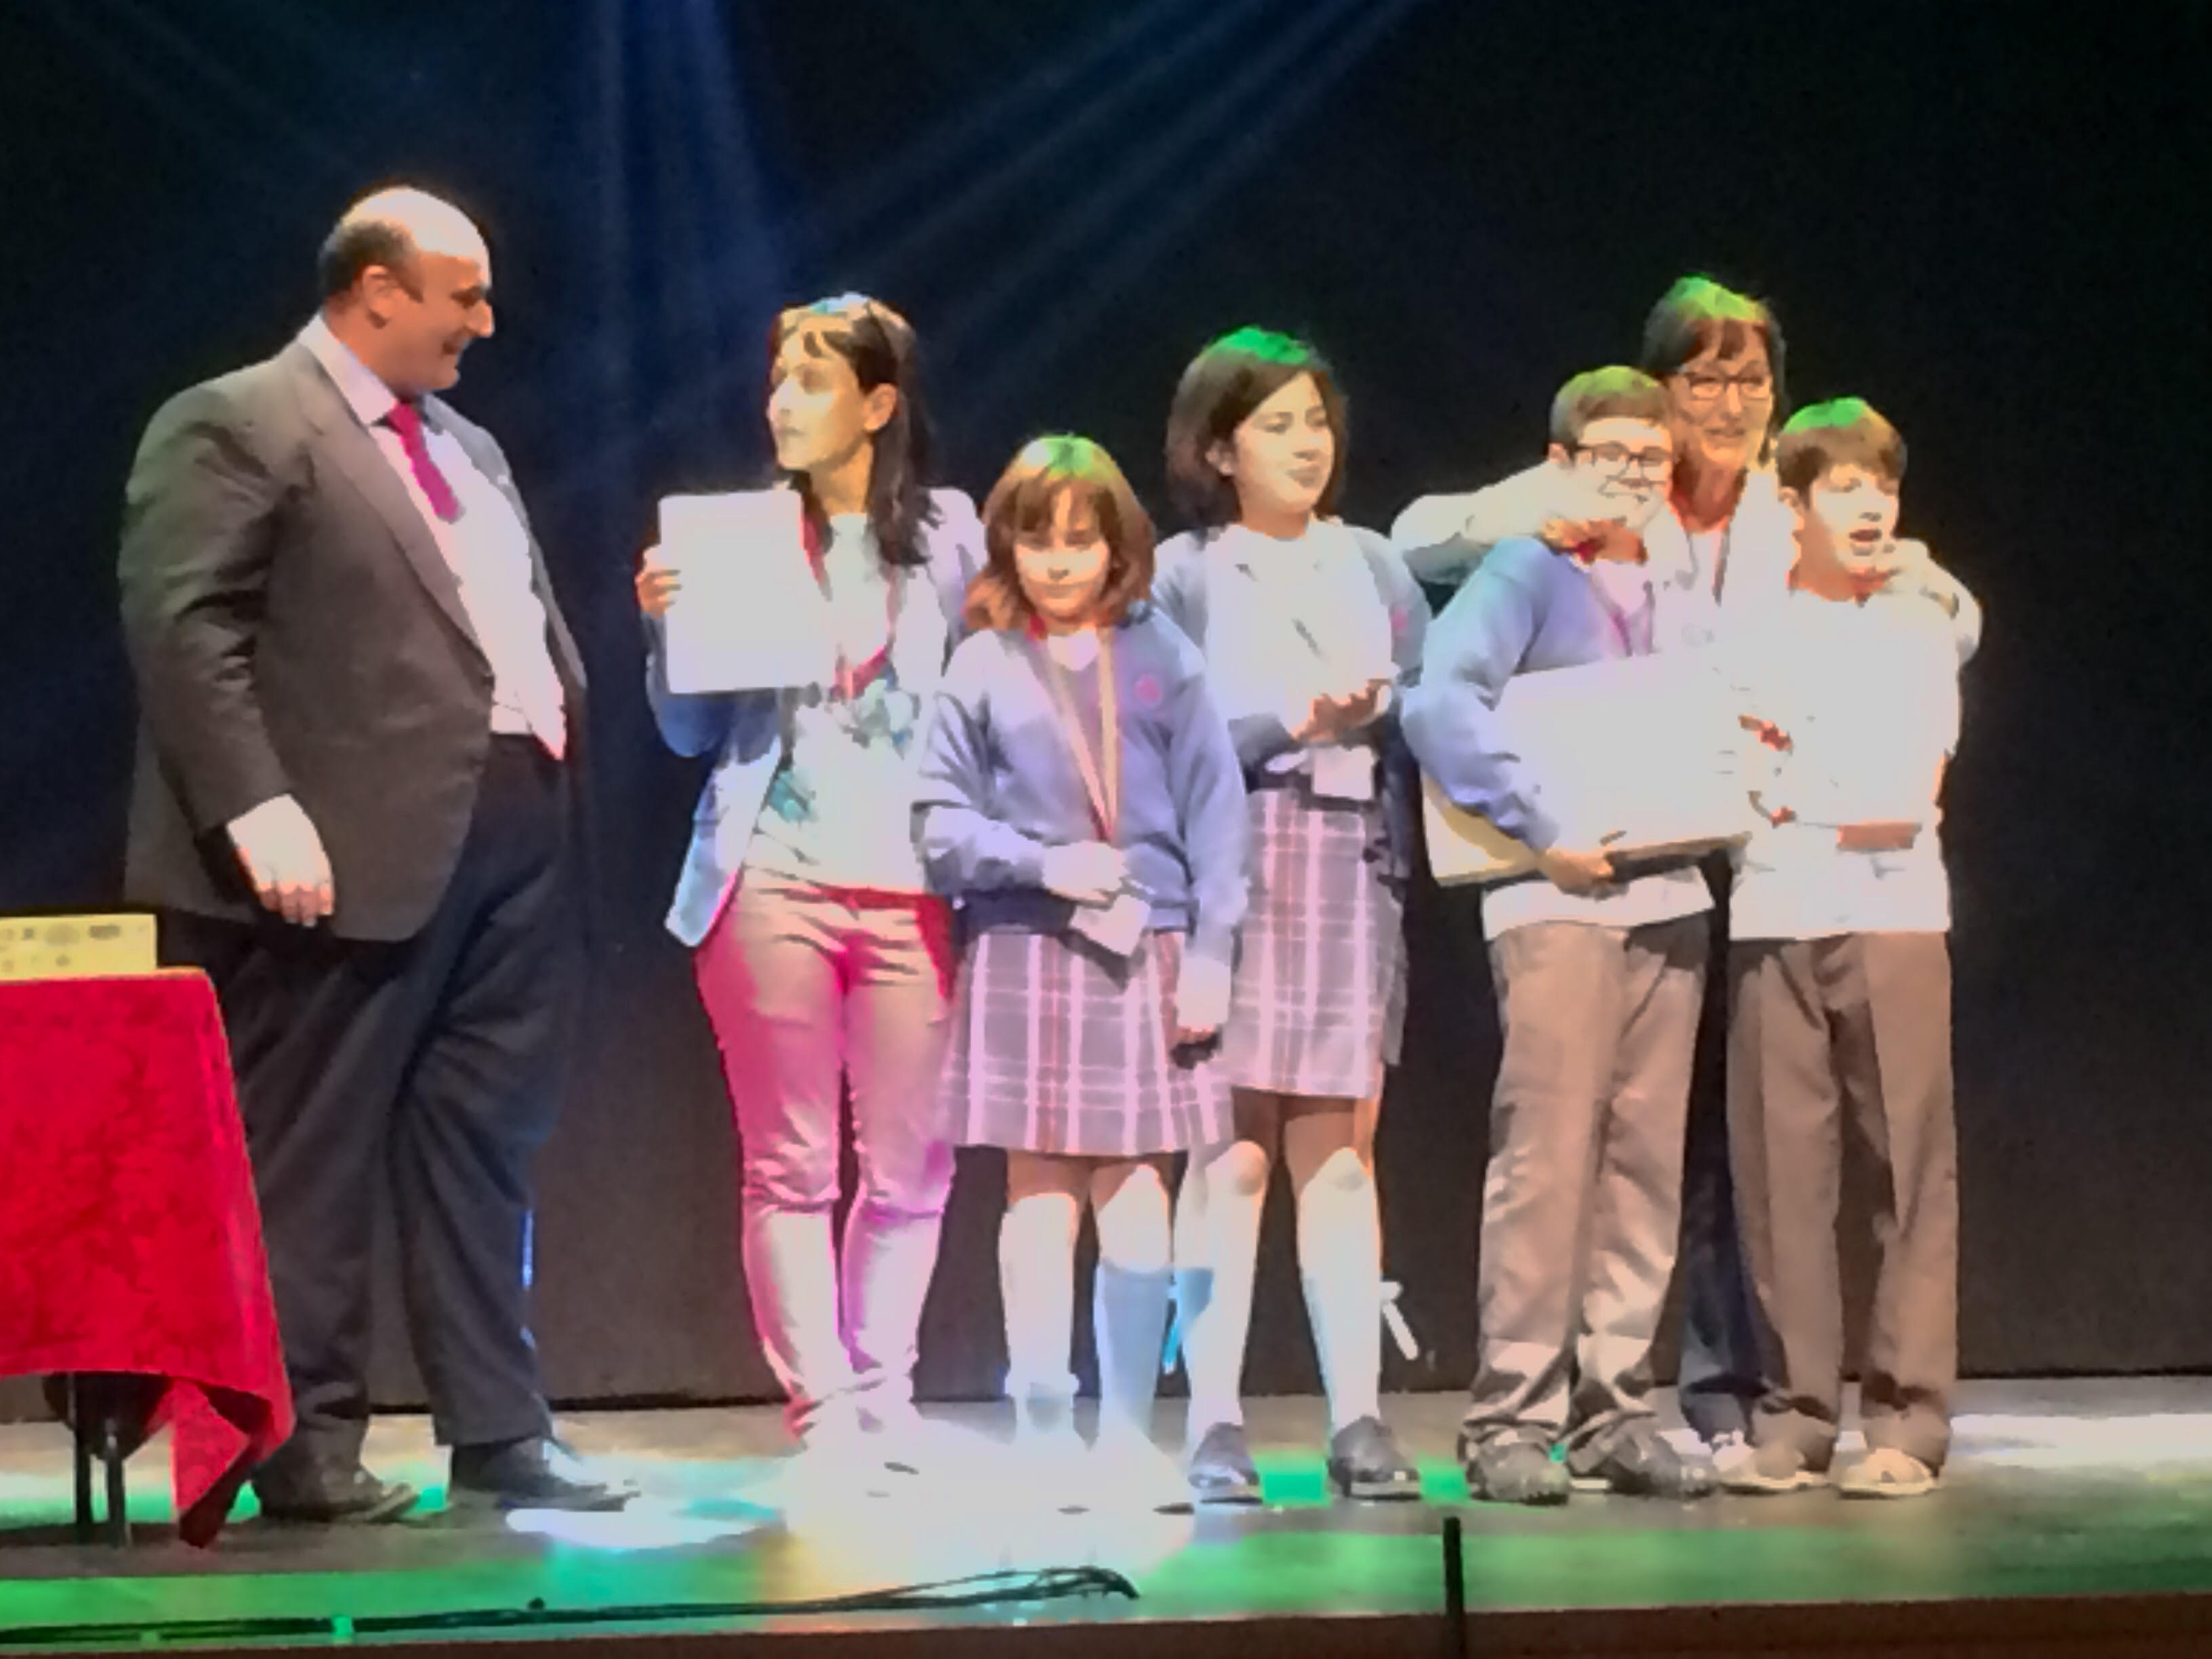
left=657, top=490, right=836, bottom=693
left=1422, top=651, right=1753, bottom=885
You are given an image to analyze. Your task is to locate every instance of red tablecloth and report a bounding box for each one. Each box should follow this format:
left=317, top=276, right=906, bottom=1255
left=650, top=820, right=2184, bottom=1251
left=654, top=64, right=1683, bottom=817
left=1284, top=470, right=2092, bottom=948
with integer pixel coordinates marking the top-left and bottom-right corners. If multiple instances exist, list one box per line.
left=0, top=971, right=293, bottom=1545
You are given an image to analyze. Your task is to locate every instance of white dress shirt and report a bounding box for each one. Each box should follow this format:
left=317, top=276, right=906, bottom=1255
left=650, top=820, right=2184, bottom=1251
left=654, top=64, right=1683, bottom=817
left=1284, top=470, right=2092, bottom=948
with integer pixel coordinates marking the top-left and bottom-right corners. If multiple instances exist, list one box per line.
left=1730, top=587, right=1959, bottom=940
left=298, top=316, right=566, bottom=754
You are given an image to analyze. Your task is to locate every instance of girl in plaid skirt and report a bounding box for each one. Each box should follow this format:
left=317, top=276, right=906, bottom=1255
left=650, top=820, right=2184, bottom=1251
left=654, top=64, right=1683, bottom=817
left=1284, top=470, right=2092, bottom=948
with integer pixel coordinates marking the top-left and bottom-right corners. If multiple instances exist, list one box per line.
left=1153, top=329, right=1428, bottom=1504
left=917, top=437, right=1248, bottom=1509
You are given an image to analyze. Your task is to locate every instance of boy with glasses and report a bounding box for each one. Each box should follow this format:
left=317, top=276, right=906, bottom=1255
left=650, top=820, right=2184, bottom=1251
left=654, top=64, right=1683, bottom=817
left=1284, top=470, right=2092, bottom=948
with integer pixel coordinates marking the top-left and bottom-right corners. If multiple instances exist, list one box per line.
left=1401, top=368, right=1717, bottom=1505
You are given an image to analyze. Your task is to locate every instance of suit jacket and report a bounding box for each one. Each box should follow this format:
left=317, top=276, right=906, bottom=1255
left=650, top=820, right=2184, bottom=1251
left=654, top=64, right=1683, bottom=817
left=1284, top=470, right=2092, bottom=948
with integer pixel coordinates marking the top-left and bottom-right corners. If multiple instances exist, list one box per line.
left=119, top=338, right=587, bottom=942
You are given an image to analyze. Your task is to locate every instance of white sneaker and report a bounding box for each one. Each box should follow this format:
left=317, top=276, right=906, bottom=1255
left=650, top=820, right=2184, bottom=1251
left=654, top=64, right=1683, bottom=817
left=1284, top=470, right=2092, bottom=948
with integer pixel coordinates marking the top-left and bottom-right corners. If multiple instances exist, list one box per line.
left=1708, top=1430, right=1757, bottom=1485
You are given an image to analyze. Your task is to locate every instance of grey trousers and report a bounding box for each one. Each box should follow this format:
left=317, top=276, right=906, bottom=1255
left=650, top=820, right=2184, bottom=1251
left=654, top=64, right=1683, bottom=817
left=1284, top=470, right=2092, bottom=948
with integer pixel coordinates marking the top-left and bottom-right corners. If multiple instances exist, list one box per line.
left=1466, top=916, right=1706, bottom=1458
left=1727, top=932, right=1957, bottom=1471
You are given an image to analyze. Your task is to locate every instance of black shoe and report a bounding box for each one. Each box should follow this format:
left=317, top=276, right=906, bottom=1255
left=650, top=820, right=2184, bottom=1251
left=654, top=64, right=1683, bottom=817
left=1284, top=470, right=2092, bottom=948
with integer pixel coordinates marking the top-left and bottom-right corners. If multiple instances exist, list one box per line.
left=1185, top=1421, right=1263, bottom=1505
left=1459, top=1430, right=1571, bottom=1507
left=254, top=1461, right=420, bottom=1525
left=1327, top=1416, right=1422, bottom=1502
left=449, top=1437, right=632, bottom=1513
left=1572, top=1423, right=1717, bottom=1500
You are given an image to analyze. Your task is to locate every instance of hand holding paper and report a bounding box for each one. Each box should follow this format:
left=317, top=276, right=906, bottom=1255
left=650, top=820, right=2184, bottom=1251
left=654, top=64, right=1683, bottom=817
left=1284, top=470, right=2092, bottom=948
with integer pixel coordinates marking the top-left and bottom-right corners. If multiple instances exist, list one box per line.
left=1173, top=954, right=1232, bottom=1046
left=1042, top=842, right=1128, bottom=907
left=634, top=544, right=680, bottom=618
left=1836, top=820, right=1921, bottom=853
left=1537, top=837, right=1621, bottom=895
left=656, top=491, right=836, bottom=692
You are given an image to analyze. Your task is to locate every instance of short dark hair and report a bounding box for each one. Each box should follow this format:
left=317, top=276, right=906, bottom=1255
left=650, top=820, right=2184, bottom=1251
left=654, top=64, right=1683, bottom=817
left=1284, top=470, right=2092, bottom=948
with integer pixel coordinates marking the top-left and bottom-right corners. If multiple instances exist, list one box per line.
left=1641, top=274, right=1784, bottom=380
left=967, top=436, right=1155, bottom=634
left=1775, top=398, right=1906, bottom=497
left=1549, top=366, right=1669, bottom=449
left=1164, top=327, right=1347, bottom=529
left=317, top=217, right=420, bottom=301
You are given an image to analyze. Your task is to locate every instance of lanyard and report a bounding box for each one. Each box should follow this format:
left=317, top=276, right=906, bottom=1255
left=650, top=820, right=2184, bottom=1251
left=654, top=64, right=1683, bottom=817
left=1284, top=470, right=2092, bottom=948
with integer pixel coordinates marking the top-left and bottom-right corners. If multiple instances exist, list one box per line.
left=1588, top=575, right=1651, bottom=657
left=805, top=520, right=899, bottom=702
left=1036, top=627, right=1120, bottom=842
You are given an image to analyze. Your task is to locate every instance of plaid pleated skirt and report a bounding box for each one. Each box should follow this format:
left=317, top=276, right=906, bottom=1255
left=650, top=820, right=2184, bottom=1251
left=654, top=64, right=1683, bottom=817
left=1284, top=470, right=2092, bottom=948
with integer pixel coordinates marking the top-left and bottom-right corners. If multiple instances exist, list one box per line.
left=941, top=926, right=1231, bottom=1157
left=1222, top=779, right=1406, bottom=1099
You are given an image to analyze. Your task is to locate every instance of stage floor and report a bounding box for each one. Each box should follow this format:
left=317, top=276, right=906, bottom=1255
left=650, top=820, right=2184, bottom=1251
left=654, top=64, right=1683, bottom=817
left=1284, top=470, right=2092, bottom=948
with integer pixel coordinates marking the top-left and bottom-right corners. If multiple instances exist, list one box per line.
left=3, top=1378, right=2211, bottom=1655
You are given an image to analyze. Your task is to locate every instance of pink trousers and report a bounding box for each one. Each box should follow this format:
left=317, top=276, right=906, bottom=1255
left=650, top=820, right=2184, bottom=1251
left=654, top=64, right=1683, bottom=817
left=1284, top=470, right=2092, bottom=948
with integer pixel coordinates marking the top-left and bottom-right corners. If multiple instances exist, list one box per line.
left=695, top=871, right=955, bottom=1435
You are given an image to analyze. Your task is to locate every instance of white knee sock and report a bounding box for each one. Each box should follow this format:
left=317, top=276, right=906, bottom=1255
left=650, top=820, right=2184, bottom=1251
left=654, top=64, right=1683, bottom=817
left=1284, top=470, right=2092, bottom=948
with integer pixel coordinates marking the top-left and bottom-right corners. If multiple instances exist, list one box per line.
left=1296, top=1145, right=1384, bottom=1433
left=1170, top=1153, right=1209, bottom=1376
left=999, top=1189, right=1080, bottom=1414
left=1181, top=1141, right=1268, bottom=1435
left=1091, top=1167, right=1172, bottom=1447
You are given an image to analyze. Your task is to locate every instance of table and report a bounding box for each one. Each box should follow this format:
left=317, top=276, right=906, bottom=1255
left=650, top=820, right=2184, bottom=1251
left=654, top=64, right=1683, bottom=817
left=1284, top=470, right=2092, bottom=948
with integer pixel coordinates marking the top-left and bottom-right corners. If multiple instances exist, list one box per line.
left=0, top=971, right=293, bottom=1546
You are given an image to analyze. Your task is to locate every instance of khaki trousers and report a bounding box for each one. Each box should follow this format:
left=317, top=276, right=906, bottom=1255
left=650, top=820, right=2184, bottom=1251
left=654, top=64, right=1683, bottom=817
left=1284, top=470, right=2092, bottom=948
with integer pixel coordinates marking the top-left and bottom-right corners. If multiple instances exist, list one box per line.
left=1727, top=932, right=1957, bottom=1470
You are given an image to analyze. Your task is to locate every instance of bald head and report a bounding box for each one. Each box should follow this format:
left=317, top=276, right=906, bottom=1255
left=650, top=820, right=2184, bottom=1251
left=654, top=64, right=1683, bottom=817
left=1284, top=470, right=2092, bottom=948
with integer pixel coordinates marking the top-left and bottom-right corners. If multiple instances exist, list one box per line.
left=317, top=186, right=495, bottom=397
left=319, top=187, right=487, bottom=300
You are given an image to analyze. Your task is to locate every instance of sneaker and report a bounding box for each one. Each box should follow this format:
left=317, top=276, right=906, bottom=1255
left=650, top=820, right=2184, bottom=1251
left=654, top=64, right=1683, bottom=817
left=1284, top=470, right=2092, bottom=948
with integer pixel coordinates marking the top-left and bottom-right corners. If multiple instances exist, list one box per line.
left=1571, top=1422, right=1715, bottom=1500
left=1837, top=1447, right=1938, bottom=1500
left=1185, top=1421, right=1264, bottom=1506
left=1717, top=1437, right=1830, bottom=1495
left=1460, top=1431, right=1570, bottom=1507
left=1708, top=1429, right=1757, bottom=1486
left=1327, top=1416, right=1422, bottom=1502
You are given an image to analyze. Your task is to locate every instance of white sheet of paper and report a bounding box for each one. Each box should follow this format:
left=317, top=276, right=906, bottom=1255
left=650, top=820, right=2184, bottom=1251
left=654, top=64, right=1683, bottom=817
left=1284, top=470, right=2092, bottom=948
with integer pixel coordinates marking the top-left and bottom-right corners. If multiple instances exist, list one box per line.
left=1309, top=741, right=1379, bottom=803
left=657, top=491, right=835, bottom=693
left=1068, top=889, right=1149, bottom=960
left=1423, top=651, right=1751, bottom=885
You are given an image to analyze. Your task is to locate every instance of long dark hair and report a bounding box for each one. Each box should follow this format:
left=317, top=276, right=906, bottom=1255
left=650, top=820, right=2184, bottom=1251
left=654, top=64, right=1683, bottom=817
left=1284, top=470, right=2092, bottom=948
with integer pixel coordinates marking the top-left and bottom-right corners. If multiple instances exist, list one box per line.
left=769, top=293, right=938, bottom=569
left=1164, top=326, right=1348, bottom=530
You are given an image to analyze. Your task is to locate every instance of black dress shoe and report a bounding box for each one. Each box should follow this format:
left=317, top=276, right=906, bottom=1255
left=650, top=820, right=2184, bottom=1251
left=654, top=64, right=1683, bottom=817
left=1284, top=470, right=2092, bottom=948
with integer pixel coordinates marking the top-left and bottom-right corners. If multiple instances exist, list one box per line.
left=1326, top=1416, right=1422, bottom=1502
left=449, top=1437, right=632, bottom=1513
left=255, top=1463, right=421, bottom=1525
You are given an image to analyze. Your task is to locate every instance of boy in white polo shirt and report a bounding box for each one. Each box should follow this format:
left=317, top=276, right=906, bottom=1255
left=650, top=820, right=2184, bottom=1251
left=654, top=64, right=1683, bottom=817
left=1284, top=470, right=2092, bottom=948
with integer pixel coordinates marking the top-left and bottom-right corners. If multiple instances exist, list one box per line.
left=1722, top=398, right=1963, bottom=1499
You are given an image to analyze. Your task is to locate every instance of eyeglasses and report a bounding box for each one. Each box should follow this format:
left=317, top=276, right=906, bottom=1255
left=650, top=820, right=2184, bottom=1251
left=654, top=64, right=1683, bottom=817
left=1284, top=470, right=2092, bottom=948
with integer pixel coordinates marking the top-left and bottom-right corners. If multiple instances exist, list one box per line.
left=1673, top=368, right=1774, bottom=405
left=1574, top=442, right=1673, bottom=478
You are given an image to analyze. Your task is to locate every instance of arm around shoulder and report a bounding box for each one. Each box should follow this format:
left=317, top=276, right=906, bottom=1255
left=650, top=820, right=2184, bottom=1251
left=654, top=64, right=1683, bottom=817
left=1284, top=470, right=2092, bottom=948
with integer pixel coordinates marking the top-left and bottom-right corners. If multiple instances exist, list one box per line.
left=1391, top=462, right=1570, bottom=584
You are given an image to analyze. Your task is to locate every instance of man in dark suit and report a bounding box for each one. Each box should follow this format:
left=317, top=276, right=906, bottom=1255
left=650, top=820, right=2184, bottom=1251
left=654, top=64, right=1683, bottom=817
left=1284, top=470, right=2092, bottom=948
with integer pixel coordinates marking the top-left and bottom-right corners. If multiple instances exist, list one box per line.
left=119, top=187, right=622, bottom=1521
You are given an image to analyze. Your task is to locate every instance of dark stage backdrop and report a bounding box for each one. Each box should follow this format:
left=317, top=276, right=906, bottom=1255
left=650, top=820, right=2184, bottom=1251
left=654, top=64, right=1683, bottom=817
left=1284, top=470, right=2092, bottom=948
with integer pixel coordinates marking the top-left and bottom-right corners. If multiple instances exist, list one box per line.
left=3, top=0, right=2207, bottom=1422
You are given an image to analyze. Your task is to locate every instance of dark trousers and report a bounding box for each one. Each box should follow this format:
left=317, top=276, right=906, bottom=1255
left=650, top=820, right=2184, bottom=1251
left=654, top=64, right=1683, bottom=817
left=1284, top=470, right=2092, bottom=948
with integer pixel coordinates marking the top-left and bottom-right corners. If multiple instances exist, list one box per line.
left=1727, top=933, right=1957, bottom=1470
left=1672, top=866, right=1766, bottom=1443
left=166, top=739, right=578, bottom=1473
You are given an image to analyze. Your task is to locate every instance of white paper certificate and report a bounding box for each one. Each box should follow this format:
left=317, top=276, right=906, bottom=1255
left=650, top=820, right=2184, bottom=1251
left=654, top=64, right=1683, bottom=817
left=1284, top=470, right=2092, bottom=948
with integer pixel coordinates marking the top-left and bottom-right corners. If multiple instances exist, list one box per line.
left=657, top=491, right=835, bottom=693
left=1422, top=651, right=1752, bottom=885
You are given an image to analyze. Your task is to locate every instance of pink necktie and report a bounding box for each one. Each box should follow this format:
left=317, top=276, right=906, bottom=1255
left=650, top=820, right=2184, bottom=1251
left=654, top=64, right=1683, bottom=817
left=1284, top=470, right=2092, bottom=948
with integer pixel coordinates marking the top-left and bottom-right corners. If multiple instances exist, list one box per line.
left=384, top=400, right=462, bottom=523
